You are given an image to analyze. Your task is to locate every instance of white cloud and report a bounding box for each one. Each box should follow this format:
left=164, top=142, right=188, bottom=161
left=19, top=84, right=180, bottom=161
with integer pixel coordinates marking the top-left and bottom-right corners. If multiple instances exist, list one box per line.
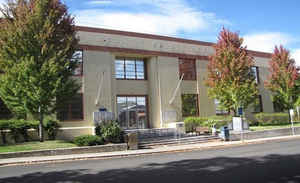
left=75, top=0, right=230, bottom=36
left=291, top=49, right=300, bottom=66
left=243, top=32, right=293, bottom=53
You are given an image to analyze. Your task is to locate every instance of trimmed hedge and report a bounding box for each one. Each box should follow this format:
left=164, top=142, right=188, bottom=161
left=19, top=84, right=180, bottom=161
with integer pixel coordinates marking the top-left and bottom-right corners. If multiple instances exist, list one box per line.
left=253, top=113, right=289, bottom=126
left=0, top=119, right=39, bottom=143
left=184, top=115, right=232, bottom=133
left=73, top=135, right=104, bottom=146
left=100, top=121, right=124, bottom=143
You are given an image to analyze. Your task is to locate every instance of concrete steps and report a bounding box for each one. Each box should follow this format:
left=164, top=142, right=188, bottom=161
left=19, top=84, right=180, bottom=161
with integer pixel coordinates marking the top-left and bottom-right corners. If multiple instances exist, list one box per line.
left=139, top=135, right=221, bottom=149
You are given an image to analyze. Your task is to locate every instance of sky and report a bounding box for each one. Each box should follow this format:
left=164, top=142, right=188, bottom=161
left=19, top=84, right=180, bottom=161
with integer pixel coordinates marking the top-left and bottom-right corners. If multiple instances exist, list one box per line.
left=0, top=0, right=300, bottom=66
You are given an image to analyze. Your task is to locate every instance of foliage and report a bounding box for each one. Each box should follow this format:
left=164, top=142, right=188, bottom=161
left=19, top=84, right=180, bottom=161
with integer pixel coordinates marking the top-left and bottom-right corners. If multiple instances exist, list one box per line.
left=0, top=119, right=38, bottom=143
left=100, top=121, right=124, bottom=143
left=0, top=0, right=80, bottom=141
left=43, top=119, right=61, bottom=140
left=95, top=125, right=102, bottom=137
left=265, top=46, right=299, bottom=111
left=73, top=135, right=104, bottom=147
left=181, top=94, right=198, bottom=117
left=252, top=113, right=290, bottom=126
left=206, top=28, right=258, bottom=116
left=184, top=117, right=208, bottom=133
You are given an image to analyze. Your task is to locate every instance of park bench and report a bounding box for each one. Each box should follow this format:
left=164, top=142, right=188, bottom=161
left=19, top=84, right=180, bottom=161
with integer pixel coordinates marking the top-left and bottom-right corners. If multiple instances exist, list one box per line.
left=195, top=127, right=210, bottom=135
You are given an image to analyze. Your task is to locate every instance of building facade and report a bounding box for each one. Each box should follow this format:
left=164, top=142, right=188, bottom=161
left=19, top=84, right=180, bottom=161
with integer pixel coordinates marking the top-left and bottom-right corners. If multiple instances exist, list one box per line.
left=0, top=26, right=275, bottom=139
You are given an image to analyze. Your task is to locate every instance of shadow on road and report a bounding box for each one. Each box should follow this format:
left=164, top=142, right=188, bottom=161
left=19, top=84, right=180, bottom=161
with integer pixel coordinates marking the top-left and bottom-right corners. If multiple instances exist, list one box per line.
left=1, top=153, right=300, bottom=183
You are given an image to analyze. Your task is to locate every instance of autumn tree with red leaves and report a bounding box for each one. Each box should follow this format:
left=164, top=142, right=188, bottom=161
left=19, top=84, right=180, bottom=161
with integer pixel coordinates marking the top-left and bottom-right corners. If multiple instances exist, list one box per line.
left=265, top=46, right=299, bottom=112
left=206, top=28, right=258, bottom=116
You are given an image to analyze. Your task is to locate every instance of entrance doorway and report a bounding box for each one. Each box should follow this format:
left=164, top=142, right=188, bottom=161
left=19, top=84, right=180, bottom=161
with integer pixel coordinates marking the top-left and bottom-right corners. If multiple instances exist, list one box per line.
left=117, top=95, right=148, bottom=129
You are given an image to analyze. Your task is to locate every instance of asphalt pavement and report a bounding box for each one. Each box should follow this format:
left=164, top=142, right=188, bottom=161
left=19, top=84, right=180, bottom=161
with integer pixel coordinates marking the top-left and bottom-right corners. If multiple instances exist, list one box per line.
left=1, top=138, right=300, bottom=183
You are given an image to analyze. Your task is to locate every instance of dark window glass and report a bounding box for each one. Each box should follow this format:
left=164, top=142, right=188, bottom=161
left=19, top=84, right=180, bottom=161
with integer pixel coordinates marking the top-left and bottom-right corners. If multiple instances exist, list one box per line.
left=253, top=95, right=263, bottom=113
left=57, top=94, right=83, bottom=121
left=179, top=58, right=196, bottom=80
left=182, top=94, right=199, bottom=117
left=0, top=98, right=12, bottom=119
left=72, top=50, right=83, bottom=76
left=115, top=58, right=145, bottom=80
left=251, top=66, right=259, bottom=84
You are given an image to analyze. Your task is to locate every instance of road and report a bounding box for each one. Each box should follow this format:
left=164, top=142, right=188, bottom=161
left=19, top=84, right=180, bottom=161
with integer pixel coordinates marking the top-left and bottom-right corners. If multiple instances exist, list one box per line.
left=0, top=138, right=300, bottom=183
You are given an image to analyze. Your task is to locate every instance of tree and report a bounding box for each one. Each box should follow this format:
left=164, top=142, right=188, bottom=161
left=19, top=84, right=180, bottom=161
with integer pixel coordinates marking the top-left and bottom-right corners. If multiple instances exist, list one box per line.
left=206, top=28, right=258, bottom=116
left=265, top=46, right=299, bottom=114
left=0, top=0, right=80, bottom=141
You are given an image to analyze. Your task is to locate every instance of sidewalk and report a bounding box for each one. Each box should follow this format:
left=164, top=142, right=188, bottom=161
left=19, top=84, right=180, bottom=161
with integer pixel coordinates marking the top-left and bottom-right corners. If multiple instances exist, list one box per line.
left=1, top=134, right=300, bottom=167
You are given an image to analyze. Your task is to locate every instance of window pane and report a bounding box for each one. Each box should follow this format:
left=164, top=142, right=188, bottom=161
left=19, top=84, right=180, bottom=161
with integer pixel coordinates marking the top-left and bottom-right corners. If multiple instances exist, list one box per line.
left=137, top=97, right=147, bottom=128
left=179, top=58, right=196, bottom=80
left=117, top=97, right=127, bottom=128
left=182, top=94, right=198, bottom=117
left=57, top=94, right=83, bottom=121
left=115, top=60, right=125, bottom=79
left=71, top=50, right=83, bottom=75
left=125, top=60, right=136, bottom=79
left=251, top=67, right=259, bottom=84
left=127, top=97, right=137, bottom=128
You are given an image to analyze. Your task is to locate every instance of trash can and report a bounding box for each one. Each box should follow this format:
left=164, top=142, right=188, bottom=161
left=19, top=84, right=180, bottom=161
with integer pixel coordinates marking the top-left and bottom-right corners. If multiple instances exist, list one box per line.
left=219, top=126, right=230, bottom=141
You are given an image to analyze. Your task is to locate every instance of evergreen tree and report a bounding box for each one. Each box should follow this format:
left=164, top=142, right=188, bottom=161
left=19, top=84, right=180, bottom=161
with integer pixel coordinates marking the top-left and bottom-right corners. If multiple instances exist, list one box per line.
left=265, top=46, right=299, bottom=111
left=206, top=28, right=258, bottom=116
left=0, top=0, right=80, bottom=141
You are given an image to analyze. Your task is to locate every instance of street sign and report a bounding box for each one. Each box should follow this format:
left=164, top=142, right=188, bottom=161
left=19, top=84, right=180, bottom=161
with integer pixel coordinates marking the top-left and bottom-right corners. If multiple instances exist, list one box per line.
left=238, top=107, right=243, bottom=116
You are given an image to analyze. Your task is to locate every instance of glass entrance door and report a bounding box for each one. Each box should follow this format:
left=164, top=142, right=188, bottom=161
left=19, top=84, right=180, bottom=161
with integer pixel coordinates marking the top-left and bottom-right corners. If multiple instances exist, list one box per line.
left=117, top=96, right=148, bottom=129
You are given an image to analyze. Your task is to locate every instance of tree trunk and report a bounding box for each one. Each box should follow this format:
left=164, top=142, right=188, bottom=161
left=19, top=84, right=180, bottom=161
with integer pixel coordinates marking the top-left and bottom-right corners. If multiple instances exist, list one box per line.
left=39, top=112, right=44, bottom=142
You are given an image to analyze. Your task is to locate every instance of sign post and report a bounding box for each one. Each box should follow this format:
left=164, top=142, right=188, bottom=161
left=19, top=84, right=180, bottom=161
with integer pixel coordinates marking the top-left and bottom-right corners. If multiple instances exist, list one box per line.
left=238, top=107, right=244, bottom=142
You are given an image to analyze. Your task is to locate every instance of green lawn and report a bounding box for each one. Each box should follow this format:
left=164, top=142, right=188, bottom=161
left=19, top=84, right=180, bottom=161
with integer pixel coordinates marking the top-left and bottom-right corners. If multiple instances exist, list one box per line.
left=250, top=123, right=300, bottom=131
left=0, top=140, right=77, bottom=153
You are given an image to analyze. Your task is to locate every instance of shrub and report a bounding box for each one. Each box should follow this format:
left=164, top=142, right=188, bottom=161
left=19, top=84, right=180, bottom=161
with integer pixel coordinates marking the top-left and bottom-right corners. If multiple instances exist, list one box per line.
left=100, top=121, right=123, bottom=143
left=254, top=113, right=289, bottom=126
left=0, top=120, right=10, bottom=144
left=207, top=115, right=232, bottom=128
left=95, top=124, right=102, bottom=136
left=44, top=119, right=61, bottom=140
left=73, top=135, right=104, bottom=146
left=184, top=117, right=208, bottom=133
left=8, top=119, right=39, bottom=143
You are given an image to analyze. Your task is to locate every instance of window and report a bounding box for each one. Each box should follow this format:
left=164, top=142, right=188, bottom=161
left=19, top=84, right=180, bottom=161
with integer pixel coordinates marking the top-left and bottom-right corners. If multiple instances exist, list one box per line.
left=57, top=94, right=83, bottom=121
left=214, top=99, right=229, bottom=115
left=253, top=95, right=263, bottom=113
left=0, top=98, right=12, bottom=119
left=117, top=96, right=148, bottom=129
left=182, top=94, right=199, bottom=117
left=71, top=50, right=83, bottom=76
left=115, top=58, right=146, bottom=80
left=179, top=58, right=196, bottom=80
left=251, top=66, right=259, bottom=84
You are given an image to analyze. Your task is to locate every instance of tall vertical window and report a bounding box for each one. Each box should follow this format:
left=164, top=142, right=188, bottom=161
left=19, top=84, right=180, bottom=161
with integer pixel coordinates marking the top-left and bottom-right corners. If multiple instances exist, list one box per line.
left=252, top=95, right=263, bottom=113
left=72, top=50, right=83, bottom=76
left=251, top=66, right=259, bottom=84
left=115, top=58, right=146, bottom=80
left=179, top=58, right=196, bottom=80
left=214, top=99, right=229, bottom=115
left=57, top=94, right=83, bottom=121
left=182, top=94, right=199, bottom=117
left=117, top=96, right=148, bottom=129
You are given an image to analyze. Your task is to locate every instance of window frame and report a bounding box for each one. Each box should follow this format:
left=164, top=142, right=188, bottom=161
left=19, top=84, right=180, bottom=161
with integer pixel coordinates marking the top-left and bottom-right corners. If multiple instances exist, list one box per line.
left=57, top=93, right=84, bottom=121
left=72, top=50, right=83, bottom=77
left=251, top=66, right=260, bottom=84
left=116, top=95, right=149, bottom=129
left=252, top=95, right=263, bottom=113
left=181, top=94, right=199, bottom=117
left=115, top=57, right=147, bottom=80
left=179, top=58, right=197, bottom=81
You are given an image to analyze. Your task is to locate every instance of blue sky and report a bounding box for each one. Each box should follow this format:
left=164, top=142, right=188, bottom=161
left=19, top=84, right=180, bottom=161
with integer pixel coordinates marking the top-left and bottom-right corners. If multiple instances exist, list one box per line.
left=1, top=0, right=300, bottom=65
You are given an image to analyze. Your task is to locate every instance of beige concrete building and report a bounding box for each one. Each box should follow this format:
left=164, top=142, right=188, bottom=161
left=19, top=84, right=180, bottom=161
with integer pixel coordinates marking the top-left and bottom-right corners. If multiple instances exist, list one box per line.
left=0, top=26, right=275, bottom=139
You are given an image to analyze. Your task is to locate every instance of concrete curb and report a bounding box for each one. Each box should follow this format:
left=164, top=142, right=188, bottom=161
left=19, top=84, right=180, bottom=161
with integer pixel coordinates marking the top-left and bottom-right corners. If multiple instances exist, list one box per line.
left=1, top=134, right=300, bottom=167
